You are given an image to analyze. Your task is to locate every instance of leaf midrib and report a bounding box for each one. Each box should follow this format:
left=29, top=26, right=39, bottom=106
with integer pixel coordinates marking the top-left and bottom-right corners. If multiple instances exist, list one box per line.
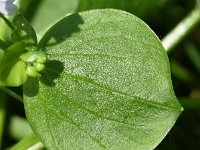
left=45, top=67, right=180, bottom=111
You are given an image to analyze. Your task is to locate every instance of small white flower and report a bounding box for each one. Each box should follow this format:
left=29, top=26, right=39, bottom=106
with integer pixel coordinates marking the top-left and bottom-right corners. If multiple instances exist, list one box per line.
left=0, top=0, right=16, bottom=16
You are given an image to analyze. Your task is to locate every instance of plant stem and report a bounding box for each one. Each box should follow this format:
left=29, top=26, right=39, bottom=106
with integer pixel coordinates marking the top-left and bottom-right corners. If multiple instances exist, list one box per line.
left=162, top=4, right=200, bottom=53
left=0, top=13, right=15, bottom=30
left=0, top=87, right=23, bottom=102
left=9, top=133, right=44, bottom=150
left=0, top=13, right=20, bottom=42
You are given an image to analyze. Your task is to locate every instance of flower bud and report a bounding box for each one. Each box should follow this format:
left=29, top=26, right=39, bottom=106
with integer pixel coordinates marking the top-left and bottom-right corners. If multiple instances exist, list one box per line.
left=26, top=66, right=41, bottom=78
left=0, top=0, right=16, bottom=16
left=20, top=51, right=47, bottom=64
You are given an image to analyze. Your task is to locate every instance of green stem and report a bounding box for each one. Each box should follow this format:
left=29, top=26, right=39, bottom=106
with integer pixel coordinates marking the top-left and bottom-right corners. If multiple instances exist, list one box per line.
left=0, top=13, right=15, bottom=31
left=0, top=87, right=23, bottom=102
left=162, top=4, right=200, bottom=53
left=9, top=133, right=44, bottom=150
left=0, top=13, right=20, bottom=42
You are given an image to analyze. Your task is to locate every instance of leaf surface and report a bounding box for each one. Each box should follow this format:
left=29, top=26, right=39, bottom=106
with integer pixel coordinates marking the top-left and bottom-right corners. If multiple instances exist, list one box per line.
left=24, top=9, right=182, bottom=150
left=31, top=0, right=164, bottom=35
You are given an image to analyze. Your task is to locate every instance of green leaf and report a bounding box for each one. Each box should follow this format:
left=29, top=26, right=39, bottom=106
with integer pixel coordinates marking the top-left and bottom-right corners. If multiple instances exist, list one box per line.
left=0, top=49, right=3, bottom=60
left=0, top=42, right=27, bottom=86
left=31, top=0, right=78, bottom=35
left=24, top=9, right=182, bottom=150
left=12, top=13, right=37, bottom=51
left=31, top=0, right=165, bottom=36
left=9, top=133, right=42, bottom=150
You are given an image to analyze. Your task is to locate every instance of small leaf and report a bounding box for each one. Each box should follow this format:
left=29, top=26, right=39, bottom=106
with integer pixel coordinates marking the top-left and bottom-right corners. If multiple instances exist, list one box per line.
left=12, top=13, right=37, bottom=51
left=24, top=9, right=182, bottom=150
left=20, top=51, right=47, bottom=63
left=0, top=42, right=27, bottom=86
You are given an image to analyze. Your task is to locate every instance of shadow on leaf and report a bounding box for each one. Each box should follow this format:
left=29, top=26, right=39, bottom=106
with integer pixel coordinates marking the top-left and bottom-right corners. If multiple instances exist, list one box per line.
left=38, top=13, right=84, bottom=49
left=23, top=77, right=39, bottom=97
left=40, top=60, right=64, bottom=87
left=38, top=13, right=84, bottom=84
left=24, top=13, right=83, bottom=96
left=23, top=60, right=64, bottom=97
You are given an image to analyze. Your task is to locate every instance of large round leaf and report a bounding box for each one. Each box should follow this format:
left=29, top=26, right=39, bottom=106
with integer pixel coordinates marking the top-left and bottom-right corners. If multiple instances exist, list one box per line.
left=24, top=9, right=182, bottom=150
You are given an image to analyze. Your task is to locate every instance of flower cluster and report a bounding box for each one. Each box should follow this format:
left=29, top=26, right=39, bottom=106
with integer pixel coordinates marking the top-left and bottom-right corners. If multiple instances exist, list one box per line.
left=20, top=51, right=47, bottom=78
left=0, top=1, right=48, bottom=87
left=0, top=0, right=16, bottom=16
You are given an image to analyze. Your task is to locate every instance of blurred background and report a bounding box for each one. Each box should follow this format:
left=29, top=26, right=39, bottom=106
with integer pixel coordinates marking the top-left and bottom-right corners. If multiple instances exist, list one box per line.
left=1, top=0, right=200, bottom=149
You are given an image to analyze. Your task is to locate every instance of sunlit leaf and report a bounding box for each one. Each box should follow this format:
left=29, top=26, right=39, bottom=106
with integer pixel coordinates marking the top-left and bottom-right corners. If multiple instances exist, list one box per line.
left=24, top=9, right=182, bottom=150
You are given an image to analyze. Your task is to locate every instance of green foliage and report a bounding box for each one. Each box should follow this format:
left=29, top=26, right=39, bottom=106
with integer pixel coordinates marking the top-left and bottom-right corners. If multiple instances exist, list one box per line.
left=31, top=0, right=164, bottom=35
left=0, top=42, right=27, bottom=86
left=9, top=133, right=41, bottom=150
left=3, top=0, right=200, bottom=149
left=24, top=9, right=182, bottom=149
left=0, top=13, right=47, bottom=86
left=31, top=0, right=78, bottom=34
left=20, top=51, right=47, bottom=77
left=12, top=13, right=37, bottom=51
